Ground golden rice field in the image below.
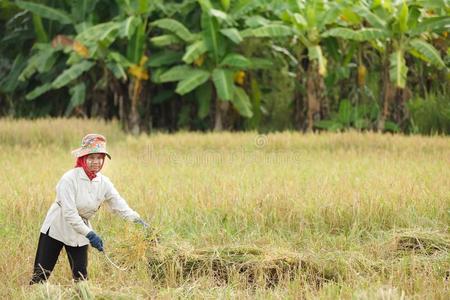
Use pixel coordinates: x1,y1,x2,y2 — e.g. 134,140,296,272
0,118,449,299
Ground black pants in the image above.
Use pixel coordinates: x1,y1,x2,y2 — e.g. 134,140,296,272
30,231,88,284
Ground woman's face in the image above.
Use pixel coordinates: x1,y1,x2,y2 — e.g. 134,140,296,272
86,153,105,172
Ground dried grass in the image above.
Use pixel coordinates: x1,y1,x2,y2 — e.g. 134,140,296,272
147,244,336,288
389,230,450,255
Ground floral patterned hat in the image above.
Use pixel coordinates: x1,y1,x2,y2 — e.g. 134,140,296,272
71,133,111,159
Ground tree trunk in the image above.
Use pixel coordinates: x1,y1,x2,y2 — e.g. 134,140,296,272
306,61,326,131
318,70,329,119
214,100,231,131
98,67,109,119
293,64,306,131
91,89,108,119
5,95,15,116
392,87,412,130
170,96,177,131
378,64,411,132
213,88,230,132
378,44,394,131
141,83,153,133
214,96,223,132
128,78,141,135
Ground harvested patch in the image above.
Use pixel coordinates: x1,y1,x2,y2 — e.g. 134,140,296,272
147,245,336,288
389,230,450,255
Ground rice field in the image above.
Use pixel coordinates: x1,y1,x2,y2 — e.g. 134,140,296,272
0,118,449,299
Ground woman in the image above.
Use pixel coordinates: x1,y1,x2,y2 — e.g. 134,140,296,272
30,133,148,284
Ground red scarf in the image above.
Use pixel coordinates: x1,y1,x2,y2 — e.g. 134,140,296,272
75,155,105,181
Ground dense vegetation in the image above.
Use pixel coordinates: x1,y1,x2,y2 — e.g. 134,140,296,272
0,0,449,134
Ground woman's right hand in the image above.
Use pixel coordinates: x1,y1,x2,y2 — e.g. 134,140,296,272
86,231,104,252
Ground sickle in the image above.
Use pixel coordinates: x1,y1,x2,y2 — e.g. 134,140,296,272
101,250,128,271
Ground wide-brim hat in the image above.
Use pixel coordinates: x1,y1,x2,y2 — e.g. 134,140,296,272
71,133,111,159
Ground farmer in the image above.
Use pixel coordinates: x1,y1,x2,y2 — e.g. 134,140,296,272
30,133,148,284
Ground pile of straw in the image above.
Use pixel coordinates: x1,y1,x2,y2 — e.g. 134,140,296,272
389,230,450,255
147,244,336,287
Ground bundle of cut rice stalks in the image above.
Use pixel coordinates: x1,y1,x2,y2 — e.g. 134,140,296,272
146,244,337,287
387,229,450,255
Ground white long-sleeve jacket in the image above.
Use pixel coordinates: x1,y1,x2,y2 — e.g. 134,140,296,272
40,167,140,247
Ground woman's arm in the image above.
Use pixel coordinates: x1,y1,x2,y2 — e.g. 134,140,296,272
103,177,140,221
57,178,91,236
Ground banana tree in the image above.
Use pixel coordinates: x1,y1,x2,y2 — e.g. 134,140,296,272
269,0,346,131
322,0,449,130
13,0,158,133
0,0,54,116
14,0,113,116
150,0,286,131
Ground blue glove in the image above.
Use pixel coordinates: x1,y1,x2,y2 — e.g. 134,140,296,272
134,219,159,246
134,218,149,229
86,231,104,252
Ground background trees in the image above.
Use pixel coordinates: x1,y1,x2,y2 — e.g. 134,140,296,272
0,0,448,134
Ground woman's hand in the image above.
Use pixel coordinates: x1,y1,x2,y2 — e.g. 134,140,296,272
134,218,149,229
134,218,160,246
86,231,104,252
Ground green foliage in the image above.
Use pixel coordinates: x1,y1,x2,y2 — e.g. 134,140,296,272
408,94,450,134
196,81,213,119
183,41,208,64
233,86,253,117
149,0,277,124
0,54,27,94
408,39,446,69
314,99,380,132
0,0,448,133
160,65,194,82
322,28,389,41
19,44,57,81
151,18,196,42
65,82,86,116
175,70,210,95
147,51,183,67
220,53,252,68
52,60,95,89
212,68,234,101
220,28,243,44
15,0,73,24
389,50,407,89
